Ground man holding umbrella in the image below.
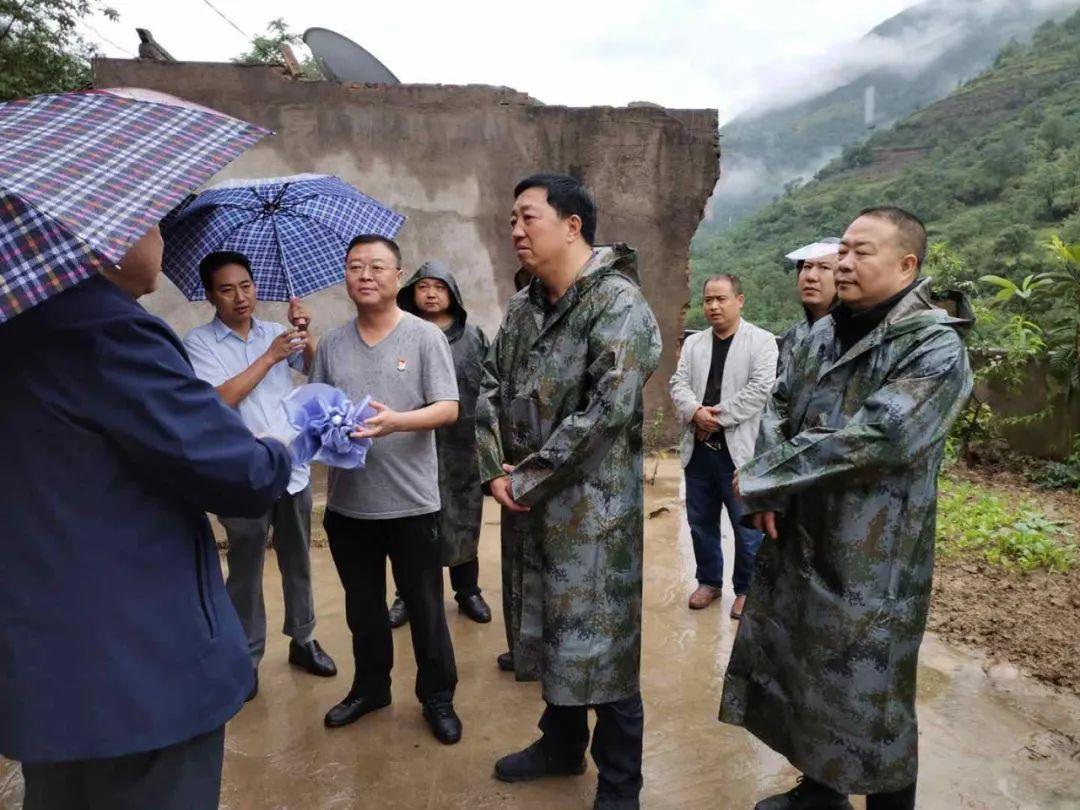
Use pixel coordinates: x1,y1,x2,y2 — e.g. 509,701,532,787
0,91,292,808
184,250,338,698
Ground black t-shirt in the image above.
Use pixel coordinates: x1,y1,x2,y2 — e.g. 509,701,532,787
700,331,733,447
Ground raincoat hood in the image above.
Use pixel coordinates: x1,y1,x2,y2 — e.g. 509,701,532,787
576,243,641,287
398,262,468,339
825,279,973,370
883,278,974,340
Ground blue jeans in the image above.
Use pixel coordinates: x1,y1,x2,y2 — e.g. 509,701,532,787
685,442,763,594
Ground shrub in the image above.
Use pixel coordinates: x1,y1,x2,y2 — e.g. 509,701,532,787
937,479,1075,572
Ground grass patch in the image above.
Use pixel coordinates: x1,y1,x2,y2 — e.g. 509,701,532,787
937,478,1076,572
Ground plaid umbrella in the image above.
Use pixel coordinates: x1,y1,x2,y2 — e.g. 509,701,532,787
0,88,269,324
160,173,406,301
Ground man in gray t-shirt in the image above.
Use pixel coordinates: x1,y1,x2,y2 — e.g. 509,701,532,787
310,235,462,745
311,308,458,520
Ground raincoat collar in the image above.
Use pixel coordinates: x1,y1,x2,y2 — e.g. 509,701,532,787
524,244,640,336
825,278,973,373
802,304,829,327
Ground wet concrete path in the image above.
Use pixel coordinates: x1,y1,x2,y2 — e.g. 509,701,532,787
3,459,1079,808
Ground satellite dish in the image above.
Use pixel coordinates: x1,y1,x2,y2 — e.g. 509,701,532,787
302,28,400,85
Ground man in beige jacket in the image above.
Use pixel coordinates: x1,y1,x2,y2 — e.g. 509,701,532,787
669,274,777,617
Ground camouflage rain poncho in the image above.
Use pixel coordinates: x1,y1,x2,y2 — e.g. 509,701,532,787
398,263,489,567
476,244,662,706
720,280,973,793
776,309,814,379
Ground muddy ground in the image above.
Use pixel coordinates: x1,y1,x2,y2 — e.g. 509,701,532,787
929,463,1080,696
4,459,1080,808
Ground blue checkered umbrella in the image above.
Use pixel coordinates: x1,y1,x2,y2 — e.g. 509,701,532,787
161,173,405,301
0,88,269,323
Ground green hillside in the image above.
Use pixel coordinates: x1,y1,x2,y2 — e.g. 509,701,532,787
709,0,1077,231
691,11,1080,334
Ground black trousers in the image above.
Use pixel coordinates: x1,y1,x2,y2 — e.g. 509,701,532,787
866,782,917,810
394,558,480,601
324,510,457,702
449,558,480,598
540,693,644,801
21,726,224,810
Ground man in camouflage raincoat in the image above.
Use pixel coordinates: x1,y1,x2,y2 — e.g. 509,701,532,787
476,174,661,810
395,261,492,624
720,207,973,810
777,237,840,378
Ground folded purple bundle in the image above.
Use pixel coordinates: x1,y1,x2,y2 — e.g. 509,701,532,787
281,383,376,469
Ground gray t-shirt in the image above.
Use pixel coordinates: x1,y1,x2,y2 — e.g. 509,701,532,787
310,311,459,520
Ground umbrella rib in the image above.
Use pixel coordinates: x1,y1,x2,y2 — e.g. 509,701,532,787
164,209,261,300
268,213,295,300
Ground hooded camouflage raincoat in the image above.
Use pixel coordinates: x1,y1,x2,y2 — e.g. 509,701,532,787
476,244,662,706
720,280,973,794
398,262,490,567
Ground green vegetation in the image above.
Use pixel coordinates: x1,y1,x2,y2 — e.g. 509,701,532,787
937,478,1075,572
233,18,322,80
0,0,117,101
709,0,1069,230
1029,438,1080,493
692,10,1080,337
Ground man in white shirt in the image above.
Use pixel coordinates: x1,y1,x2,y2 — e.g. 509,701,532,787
184,251,337,701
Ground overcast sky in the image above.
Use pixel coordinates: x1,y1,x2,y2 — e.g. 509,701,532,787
82,0,918,124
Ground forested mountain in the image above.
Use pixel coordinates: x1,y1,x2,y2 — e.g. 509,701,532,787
706,0,1078,233
691,9,1080,334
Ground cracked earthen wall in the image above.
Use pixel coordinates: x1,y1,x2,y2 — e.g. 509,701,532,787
93,60,720,435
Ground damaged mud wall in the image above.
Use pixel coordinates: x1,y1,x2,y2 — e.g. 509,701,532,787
93,60,719,435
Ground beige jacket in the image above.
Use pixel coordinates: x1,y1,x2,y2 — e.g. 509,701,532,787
669,319,778,469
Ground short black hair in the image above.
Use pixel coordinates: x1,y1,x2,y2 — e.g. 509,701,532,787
702,274,742,296
857,206,927,269
346,234,402,267
513,172,597,245
199,250,253,293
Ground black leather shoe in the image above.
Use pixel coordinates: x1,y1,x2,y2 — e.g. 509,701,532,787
245,670,258,703
457,593,492,623
323,691,391,728
497,651,514,672
388,597,409,628
422,699,462,745
754,777,853,810
289,639,337,677
593,795,640,810
494,738,587,782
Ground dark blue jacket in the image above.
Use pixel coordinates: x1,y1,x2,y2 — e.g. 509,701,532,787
0,276,292,763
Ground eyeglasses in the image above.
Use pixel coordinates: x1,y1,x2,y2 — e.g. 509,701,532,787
346,263,399,278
